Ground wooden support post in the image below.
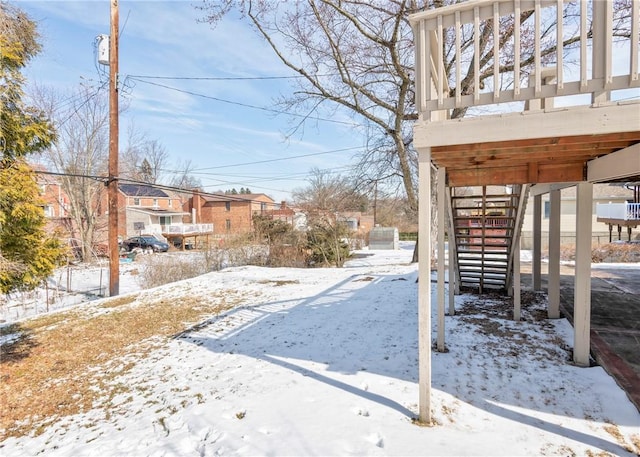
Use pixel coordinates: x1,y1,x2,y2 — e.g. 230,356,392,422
437,167,446,352
574,182,593,367
418,149,432,424
548,190,561,319
448,226,455,316
533,194,542,291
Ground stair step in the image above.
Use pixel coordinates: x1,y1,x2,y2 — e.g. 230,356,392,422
451,194,517,200
458,262,509,268
459,278,507,286
458,253,508,258
458,263,509,270
454,234,513,239
459,272,507,280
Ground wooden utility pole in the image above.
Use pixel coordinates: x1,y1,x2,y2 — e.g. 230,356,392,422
108,0,119,296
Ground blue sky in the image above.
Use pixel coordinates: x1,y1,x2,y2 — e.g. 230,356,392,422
18,0,365,203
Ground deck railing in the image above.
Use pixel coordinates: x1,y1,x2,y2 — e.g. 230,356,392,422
162,224,214,235
596,202,640,220
410,0,639,121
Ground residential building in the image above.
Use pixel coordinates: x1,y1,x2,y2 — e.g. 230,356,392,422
117,184,189,239
189,192,278,235
521,183,638,249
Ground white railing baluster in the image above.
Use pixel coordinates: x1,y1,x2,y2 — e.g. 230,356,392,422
493,2,500,101
514,0,521,97
632,0,639,83
455,10,462,106
416,20,428,116
437,15,444,108
556,0,563,92
534,0,541,96
604,0,613,89
474,6,480,103
580,0,588,90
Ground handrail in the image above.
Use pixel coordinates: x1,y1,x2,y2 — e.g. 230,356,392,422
410,0,639,121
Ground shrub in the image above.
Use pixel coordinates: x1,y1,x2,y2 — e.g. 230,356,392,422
306,216,351,267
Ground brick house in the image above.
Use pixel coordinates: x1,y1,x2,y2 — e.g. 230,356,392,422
189,192,278,235
36,172,74,237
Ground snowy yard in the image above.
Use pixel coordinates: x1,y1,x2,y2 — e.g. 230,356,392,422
1,242,639,456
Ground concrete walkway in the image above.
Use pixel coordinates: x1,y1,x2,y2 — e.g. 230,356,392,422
521,262,640,412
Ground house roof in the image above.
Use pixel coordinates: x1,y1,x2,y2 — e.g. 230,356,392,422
200,193,274,203
127,207,189,217
119,184,169,198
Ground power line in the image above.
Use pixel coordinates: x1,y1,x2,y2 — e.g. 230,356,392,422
181,146,363,172
33,169,291,205
127,77,360,127
128,74,318,81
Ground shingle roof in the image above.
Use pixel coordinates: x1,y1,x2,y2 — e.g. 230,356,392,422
119,184,169,198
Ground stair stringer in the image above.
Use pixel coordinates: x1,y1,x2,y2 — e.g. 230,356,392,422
505,184,530,293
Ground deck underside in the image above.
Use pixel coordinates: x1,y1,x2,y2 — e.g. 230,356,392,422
415,102,640,187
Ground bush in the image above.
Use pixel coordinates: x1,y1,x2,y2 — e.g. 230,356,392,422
591,242,640,263
548,242,640,263
137,254,211,289
306,217,351,267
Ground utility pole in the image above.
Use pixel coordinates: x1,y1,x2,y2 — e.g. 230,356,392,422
108,0,120,296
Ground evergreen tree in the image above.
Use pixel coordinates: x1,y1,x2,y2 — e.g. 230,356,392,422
1,3,55,165
0,3,64,293
0,161,65,293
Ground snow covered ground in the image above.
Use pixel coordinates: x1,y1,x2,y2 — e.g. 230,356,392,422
1,242,639,456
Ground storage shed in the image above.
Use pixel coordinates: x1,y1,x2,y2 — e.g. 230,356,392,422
368,227,399,250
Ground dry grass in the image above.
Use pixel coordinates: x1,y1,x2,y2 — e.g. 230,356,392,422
0,290,244,440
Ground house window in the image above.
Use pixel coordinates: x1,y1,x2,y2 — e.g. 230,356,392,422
153,198,158,207
133,198,141,206
168,199,173,208
544,201,550,219
261,202,267,211
160,216,171,227
226,219,231,231
225,201,231,211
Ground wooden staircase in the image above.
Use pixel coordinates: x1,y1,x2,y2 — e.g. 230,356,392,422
449,185,528,293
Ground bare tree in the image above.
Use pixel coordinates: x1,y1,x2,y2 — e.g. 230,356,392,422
292,167,368,213
33,84,109,261
120,125,169,184
199,0,632,261
199,0,633,185
169,159,203,190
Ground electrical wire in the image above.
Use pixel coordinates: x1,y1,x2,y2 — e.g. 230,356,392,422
176,146,363,172
128,74,318,81
127,77,360,127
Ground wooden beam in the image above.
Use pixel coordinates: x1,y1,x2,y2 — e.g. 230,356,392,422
587,143,640,182
447,162,584,187
432,132,639,154
414,103,640,149
528,162,539,183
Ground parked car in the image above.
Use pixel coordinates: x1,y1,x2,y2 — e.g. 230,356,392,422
121,236,169,253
